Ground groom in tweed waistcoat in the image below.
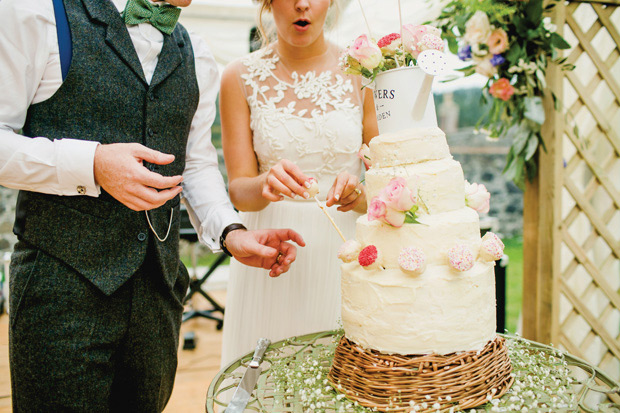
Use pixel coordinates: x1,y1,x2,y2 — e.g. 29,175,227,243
0,0,304,411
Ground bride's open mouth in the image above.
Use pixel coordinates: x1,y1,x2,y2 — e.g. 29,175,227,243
293,19,310,30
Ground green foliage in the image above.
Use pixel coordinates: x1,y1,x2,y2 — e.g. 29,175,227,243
503,235,523,334
404,205,421,225
436,0,574,189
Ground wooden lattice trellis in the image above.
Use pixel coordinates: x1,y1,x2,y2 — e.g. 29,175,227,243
523,0,620,404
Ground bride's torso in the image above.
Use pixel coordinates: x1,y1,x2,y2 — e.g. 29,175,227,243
235,44,366,200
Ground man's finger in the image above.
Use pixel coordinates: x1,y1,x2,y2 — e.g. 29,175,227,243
130,185,182,209
140,169,184,190
134,145,176,166
243,241,279,261
269,242,297,277
270,229,305,246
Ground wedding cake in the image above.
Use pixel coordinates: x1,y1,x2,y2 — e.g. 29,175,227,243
339,126,499,356
327,67,513,412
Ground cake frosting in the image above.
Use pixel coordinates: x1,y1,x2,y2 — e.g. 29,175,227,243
339,126,502,356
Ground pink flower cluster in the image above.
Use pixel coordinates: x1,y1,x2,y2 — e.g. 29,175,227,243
340,25,444,80
368,177,417,228
401,24,443,59
458,11,517,100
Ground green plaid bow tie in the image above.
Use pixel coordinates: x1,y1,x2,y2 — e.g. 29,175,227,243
123,0,181,35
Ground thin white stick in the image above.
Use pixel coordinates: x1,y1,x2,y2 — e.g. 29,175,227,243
398,0,404,39
397,0,403,68
314,197,347,242
356,0,372,37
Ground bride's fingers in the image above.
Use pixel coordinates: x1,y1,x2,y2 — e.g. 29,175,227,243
262,181,284,202
328,174,359,206
337,194,364,212
266,173,297,199
280,160,312,189
269,169,308,199
340,178,360,200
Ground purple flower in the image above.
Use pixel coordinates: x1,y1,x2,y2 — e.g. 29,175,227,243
458,45,472,60
490,54,506,66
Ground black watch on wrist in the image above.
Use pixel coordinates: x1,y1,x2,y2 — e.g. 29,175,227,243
219,223,247,257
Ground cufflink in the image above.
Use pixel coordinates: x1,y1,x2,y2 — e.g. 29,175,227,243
77,185,86,195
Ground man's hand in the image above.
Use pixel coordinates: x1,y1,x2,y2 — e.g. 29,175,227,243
94,143,183,211
224,229,305,277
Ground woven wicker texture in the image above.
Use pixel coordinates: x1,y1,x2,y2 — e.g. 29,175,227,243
328,335,514,412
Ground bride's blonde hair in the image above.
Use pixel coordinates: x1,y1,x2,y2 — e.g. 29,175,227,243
253,0,341,48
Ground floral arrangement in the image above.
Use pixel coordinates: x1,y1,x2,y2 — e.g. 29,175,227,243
367,177,420,227
435,0,574,188
340,24,445,81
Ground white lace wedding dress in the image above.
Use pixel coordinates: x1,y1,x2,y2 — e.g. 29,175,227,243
220,45,367,366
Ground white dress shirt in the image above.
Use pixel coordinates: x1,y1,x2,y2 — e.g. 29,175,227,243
0,0,241,250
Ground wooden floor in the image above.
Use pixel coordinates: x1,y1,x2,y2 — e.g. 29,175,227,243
0,290,227,413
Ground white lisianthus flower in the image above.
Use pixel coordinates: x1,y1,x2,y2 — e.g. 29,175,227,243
464,11,491,44
543,17,557,32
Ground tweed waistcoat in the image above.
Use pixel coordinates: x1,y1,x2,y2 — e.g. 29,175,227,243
14,0,200,295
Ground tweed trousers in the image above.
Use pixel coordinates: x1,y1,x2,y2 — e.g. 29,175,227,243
8,239,190,412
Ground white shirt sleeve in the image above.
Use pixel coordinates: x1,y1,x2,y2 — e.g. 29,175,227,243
0,0,99,196
181,33,242,251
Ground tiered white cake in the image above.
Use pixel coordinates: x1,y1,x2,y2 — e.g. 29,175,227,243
338,127,501,356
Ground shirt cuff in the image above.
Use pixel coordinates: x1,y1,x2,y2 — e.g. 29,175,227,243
56,139,101,196
199,209,243,252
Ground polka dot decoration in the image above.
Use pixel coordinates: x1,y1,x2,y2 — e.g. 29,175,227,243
417,50,448,76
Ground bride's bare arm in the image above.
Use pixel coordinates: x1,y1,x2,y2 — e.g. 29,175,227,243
220,63,312,212
220,63,269,212
362,87,379,146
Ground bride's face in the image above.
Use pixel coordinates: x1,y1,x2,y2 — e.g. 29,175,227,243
271,0,330,49
167,0,192,6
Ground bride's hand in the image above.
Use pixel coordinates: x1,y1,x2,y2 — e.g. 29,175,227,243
326,172,365,212
261,159,312,202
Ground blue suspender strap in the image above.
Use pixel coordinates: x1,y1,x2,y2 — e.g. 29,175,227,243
51,0,72,81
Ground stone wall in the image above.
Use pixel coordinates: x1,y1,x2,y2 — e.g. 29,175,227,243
447,129,524,237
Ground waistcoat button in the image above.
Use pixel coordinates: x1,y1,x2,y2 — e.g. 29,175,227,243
147,128,154,137
138,233,147,241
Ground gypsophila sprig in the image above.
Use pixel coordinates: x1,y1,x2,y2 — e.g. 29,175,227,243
435,0,574,189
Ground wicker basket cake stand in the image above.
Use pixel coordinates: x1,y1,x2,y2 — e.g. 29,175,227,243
328,335,513,412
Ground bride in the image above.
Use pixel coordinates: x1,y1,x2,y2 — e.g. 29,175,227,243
219,0,378,366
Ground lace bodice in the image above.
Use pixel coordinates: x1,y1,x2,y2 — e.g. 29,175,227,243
236,46,366,200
